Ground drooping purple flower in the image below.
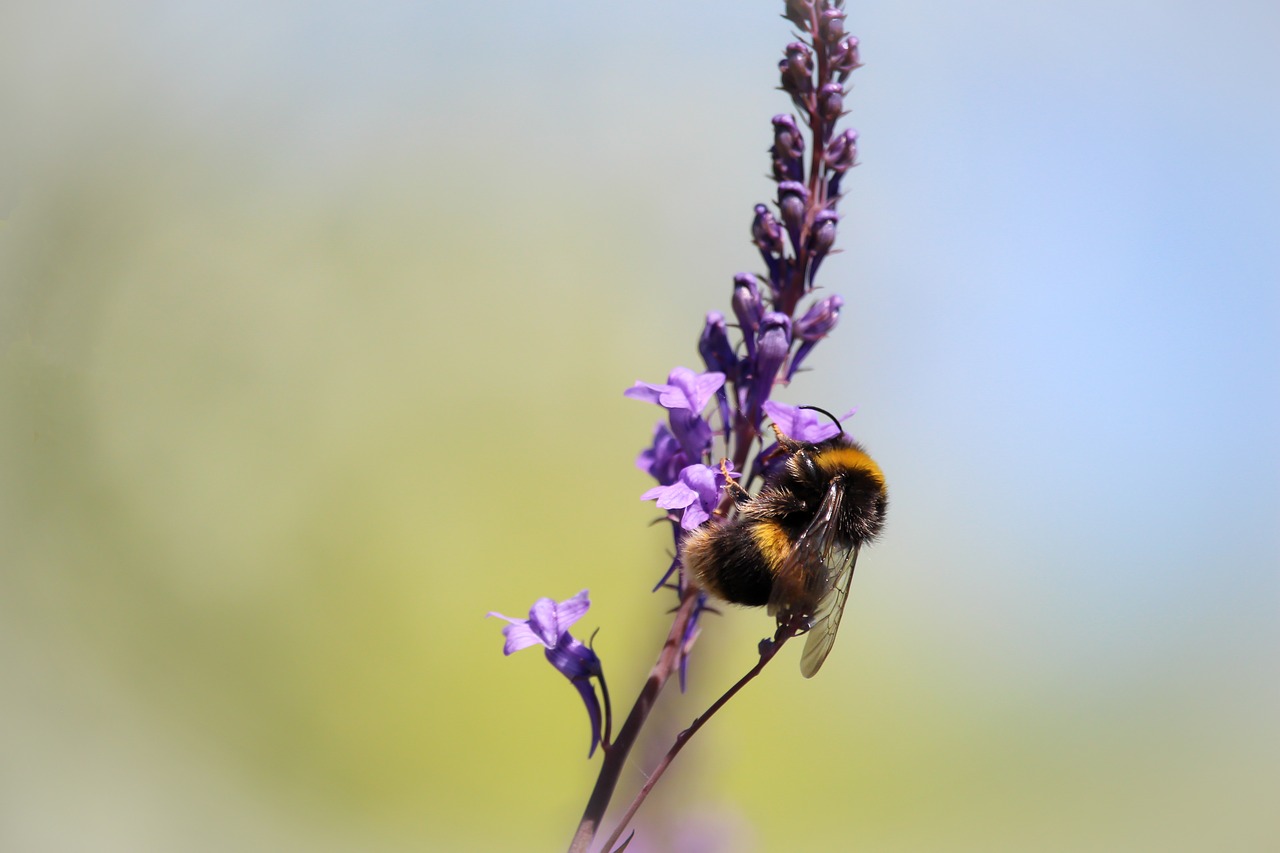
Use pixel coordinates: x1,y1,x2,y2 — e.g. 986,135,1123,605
640,462,738,530
488,590,605,757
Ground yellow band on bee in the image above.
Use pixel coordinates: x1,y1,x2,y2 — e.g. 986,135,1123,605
815,447,886,489
749,521,792,574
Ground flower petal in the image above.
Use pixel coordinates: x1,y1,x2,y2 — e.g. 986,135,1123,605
649,481,698,511
527,597,561,647
554,590,591,635
623,381,667,405
498,621,546,655
679,503,710,530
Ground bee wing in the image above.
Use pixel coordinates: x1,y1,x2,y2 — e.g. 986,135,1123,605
799,544,859,678
766,478,847,621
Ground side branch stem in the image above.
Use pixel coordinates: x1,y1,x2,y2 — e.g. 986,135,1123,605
567,585,703,853
599,619,801,852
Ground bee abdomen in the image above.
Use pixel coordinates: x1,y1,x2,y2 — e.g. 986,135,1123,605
682,521,777,607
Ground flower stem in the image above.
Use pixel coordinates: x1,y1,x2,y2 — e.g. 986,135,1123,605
599,616,804,852
567,584,704,853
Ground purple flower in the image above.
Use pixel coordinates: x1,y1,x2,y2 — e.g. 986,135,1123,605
624,367,724,414
744,313,792,427
777,180,809,254
488,590,605,757
751,204,786,284
778,40,814,100
698,312,738,379
640,463,738,530
636,422,686,486
625,367,725,462
807,209,839,283
732,274,765,359
789,294,843,378
832,36,863,80
763,400,855,442
771,114,806,182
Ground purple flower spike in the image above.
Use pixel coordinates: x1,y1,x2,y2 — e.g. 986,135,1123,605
640,463,737,530
488,590,606,757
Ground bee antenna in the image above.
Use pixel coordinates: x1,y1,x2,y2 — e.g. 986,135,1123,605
798,405,844,437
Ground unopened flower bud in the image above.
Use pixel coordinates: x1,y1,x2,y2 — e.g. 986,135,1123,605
783,0,815,29
777,181,809,254
732,273,764,359
771,114,806,182
796,294,843,341
779,42,814,101
832,36,863,80
698,311,738,379
746,313,792,424
751,204,785,259
825,128,859,174
807,209,838,282
817,83,844,124
818,8,846,43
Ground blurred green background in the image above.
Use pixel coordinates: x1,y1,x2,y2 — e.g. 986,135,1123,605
2,1,1277,851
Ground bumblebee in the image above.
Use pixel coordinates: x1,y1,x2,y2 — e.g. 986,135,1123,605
682,413,887,677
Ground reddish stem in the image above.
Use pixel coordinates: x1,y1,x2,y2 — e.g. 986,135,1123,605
599,618,804,852
567,585,703,853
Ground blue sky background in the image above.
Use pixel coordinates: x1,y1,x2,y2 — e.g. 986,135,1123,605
2,2,1277,850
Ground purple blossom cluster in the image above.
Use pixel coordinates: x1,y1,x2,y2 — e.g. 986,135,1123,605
624,0,863,674
490,4,867,842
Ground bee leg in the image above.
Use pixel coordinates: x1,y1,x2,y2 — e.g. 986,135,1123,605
768,423,802,453
720,458,751,498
